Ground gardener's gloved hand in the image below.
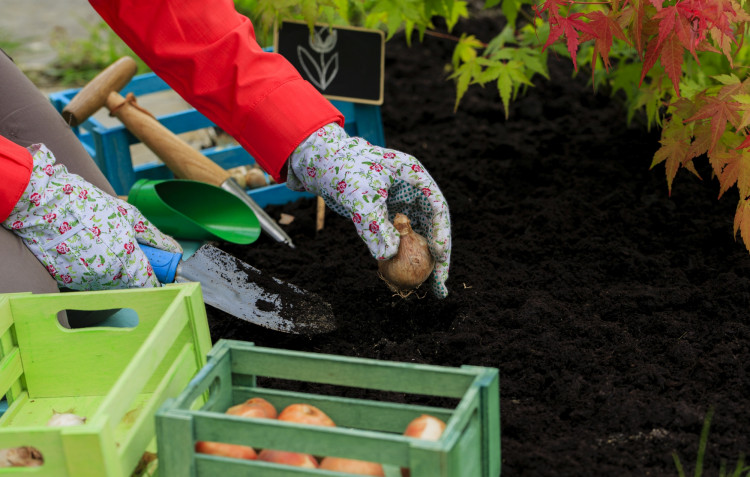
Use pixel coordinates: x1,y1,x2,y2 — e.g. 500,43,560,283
2,144,181,290
287,123,451,298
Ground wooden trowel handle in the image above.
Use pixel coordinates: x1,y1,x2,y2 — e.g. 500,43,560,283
106,91,231,186
62,57,138,127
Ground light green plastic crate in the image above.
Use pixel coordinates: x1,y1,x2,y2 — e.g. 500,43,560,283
156,339,501,477
0,282,213,476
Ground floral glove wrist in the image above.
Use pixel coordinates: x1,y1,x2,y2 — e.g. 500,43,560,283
2,144,182,290
287,123,451,298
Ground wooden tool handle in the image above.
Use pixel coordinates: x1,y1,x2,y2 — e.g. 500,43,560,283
106,91,231,186
62,57,138,127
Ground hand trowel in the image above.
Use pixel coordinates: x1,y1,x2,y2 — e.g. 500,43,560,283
140,243,336,335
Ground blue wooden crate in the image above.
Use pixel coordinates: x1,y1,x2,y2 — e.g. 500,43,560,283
49,65,385,203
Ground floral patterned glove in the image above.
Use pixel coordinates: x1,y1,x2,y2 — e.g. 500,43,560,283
287,123,451,298
2,144,182,290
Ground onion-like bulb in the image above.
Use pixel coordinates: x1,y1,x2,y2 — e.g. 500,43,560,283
47,411,86,427
378,213,435,297
0,447,44,467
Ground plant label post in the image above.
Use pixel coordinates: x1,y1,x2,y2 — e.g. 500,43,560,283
274,20,385,105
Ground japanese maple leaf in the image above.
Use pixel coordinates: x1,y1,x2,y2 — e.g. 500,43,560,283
660,33,685,96
653,5,695,54
687,121,712,159
682,0,748,64
734,199,750,253
533,0,571,18
682,0,738,47
651,116,699,194
685,96,741,151
542,12,593,70
640,4,699,95
710,145,743,198
685,81,746,152
648,0,664,10
734,152,750,252
581,10,630,78
736,133,750,151
623,0,648,59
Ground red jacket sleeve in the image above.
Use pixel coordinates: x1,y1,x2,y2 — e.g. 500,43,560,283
0,136,32,223
88,0,344,183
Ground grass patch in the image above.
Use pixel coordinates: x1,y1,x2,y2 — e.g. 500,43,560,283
45,20,149,86
674,407,750,477
0,29,21,56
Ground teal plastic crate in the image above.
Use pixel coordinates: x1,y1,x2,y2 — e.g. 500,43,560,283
155,339,501,477
49,53,386,199
0,283,212,476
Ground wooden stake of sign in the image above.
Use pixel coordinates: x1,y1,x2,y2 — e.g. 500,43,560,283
316,197,326,232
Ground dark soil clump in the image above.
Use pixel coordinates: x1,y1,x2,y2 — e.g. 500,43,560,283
208,14,750,477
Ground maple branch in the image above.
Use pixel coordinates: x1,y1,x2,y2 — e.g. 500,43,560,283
423,29,489,47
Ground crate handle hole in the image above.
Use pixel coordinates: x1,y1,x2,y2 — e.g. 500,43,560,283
0,446,44,467
64,308,139,329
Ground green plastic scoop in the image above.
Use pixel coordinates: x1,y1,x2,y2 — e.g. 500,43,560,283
127,178,261,245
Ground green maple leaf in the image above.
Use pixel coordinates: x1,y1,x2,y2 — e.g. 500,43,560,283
496,0,535,29
449,57,482,111
452,34,484,64
299,0,318,29
448,34,485,110
478,58,533,118
444,0,469,31
368,0,424,40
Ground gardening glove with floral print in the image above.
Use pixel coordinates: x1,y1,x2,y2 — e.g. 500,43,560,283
2,144,182,290
287,123,451,298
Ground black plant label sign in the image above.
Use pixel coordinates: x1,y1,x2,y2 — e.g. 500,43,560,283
274,21,385,105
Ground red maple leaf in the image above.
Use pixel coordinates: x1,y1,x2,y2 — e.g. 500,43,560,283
581,10,630,78
627,0,648,58
678,0,739,51
685,96,742,151
685,81,747,152
712,146,742,198
735,199,750,253
737,134,750,150
542,12,593,70
533,0,572,18
660,32,685,95
639,3,698,95
639,0,746,95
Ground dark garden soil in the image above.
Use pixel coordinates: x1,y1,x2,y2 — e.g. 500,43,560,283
207,12,750,477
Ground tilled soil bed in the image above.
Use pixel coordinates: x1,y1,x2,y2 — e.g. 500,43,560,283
208,13,750,477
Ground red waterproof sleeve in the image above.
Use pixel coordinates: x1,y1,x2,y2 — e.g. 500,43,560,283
88,0,344,182
0,136,32,223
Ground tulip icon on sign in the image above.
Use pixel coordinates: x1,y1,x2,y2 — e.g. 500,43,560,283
297,26,339,91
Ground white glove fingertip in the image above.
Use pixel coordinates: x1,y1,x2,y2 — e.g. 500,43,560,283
430,262,450,299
